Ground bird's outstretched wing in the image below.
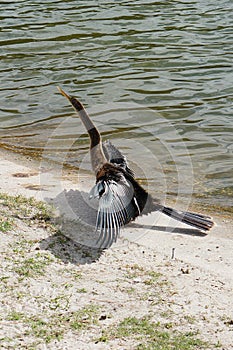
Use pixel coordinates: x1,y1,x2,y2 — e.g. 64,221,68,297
90,174,140,248
103,140,134,177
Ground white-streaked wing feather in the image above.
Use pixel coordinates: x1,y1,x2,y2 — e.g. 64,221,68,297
102,140,134,177
93,177,139,248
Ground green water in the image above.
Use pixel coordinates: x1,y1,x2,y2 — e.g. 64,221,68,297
0,0,233,210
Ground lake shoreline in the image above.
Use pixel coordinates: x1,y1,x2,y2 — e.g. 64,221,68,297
0,147,233,348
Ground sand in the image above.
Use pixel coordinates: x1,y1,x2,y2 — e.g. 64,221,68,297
0,148,232,349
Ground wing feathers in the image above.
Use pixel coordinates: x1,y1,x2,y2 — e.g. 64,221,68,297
103,140,134,177
92,177,139,248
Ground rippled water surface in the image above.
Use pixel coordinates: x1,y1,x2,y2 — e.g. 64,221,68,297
0,0,233,209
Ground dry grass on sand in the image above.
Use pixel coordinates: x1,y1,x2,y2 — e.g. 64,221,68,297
0,192,233,349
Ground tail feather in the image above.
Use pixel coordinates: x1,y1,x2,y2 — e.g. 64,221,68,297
161,206,214,231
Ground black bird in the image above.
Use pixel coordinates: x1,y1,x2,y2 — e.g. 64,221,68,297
58,87,214,248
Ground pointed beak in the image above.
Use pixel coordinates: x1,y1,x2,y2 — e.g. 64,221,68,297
57,86,71,101
57,86,84,112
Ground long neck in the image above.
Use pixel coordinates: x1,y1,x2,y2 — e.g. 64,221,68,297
69,97,107,174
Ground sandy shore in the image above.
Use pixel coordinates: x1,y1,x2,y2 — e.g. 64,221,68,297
0,148,232,349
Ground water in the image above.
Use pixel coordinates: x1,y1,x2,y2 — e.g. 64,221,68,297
0,0,233,211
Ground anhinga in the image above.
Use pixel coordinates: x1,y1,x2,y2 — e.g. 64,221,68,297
58,87,214,248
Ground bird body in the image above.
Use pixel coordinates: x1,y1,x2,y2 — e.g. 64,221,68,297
58,87,214,248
